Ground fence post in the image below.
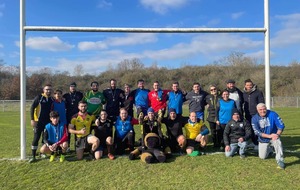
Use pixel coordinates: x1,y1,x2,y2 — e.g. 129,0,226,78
271,97,273,108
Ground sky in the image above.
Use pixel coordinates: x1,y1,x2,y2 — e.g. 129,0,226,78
0,0,300,75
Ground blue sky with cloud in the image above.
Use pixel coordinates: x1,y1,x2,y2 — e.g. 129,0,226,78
0,0,300,74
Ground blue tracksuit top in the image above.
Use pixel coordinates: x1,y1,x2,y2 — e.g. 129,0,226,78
168,91,185,114
45,122,65,144
115,116,134,139
218,99,235,124
251,110,285,143
52,100,67,125
134,89,150,108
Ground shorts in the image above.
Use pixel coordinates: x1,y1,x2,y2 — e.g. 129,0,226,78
186,139,199,149
76,134,93,150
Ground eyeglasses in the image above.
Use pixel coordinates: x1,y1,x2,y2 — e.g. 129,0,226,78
210,88,216,91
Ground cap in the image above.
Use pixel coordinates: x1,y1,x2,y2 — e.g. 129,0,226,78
169,108,176,113
226,79,235,84
70,82,77,87
147,107,154,114
232,108,240,116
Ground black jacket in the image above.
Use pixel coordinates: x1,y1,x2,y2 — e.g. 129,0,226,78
223,119,252,146
243,85,264,117
205,94,220,122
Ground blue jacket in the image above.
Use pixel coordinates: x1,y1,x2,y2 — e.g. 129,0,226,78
133,88,150,108
115,116,134,139
168,90,185,114
251,110,285,143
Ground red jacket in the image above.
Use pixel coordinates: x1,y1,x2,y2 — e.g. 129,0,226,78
148,89,170,112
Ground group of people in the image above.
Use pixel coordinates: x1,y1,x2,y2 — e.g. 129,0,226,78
29,78,286,169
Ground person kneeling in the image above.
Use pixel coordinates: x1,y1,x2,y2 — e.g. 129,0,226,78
184,112,209,156
223,109,252,159
40,111,68,162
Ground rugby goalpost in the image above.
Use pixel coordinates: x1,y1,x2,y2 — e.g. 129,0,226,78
20,0,271,160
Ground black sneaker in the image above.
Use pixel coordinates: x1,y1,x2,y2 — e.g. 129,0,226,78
29,158,37,163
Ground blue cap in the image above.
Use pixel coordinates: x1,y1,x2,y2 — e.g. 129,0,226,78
147,107,154,114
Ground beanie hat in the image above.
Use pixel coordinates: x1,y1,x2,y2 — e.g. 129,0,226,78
169,108,176,113
232,108,240,116
147,107,154,114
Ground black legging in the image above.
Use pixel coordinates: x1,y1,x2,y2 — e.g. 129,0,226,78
208,121,218,147
114,131,135,155
216,124,226,148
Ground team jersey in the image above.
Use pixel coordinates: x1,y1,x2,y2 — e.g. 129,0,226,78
184,120,208,140
83,91,106,116
148,89,170,112
30,93,53,127
71,113,96,138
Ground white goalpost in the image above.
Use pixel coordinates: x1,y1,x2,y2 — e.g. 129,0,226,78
19,0,271,160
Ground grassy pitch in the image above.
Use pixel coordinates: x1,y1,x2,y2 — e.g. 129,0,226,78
0,108,299,189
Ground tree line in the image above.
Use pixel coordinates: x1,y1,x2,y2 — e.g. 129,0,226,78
1,52,300,100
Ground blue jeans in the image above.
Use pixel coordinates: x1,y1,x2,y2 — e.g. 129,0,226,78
225,141,247,157
195,111,204,120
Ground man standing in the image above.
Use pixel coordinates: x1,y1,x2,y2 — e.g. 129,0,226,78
185,82,208,120
243,79,264,149
167,81,186,117
103,79,125,120
63,82,83,151
225,79,244,116
123,84,134,118
29,84,54,163
68,101,99,160
223,109,252,158
83,81,106,116
63,82,83,125
251,103,286,169
131,79,150,117
148,81,170,119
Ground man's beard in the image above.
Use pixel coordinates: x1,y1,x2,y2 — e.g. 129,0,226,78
92,89,98,92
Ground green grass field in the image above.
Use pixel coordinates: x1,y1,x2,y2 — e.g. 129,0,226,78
0,108,300,189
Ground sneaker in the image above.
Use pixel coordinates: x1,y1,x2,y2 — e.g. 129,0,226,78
49,154,56,162
66,147,71,153
188,150,199,157
59,154,65,162
40,153,47,158
277,161,285,169
29,158,37,163
108,153,115,160
240,154,246,159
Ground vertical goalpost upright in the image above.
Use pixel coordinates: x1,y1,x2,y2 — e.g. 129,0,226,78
19,0,270,160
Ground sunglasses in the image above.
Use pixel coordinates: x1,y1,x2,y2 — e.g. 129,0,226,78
210,88,216,91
